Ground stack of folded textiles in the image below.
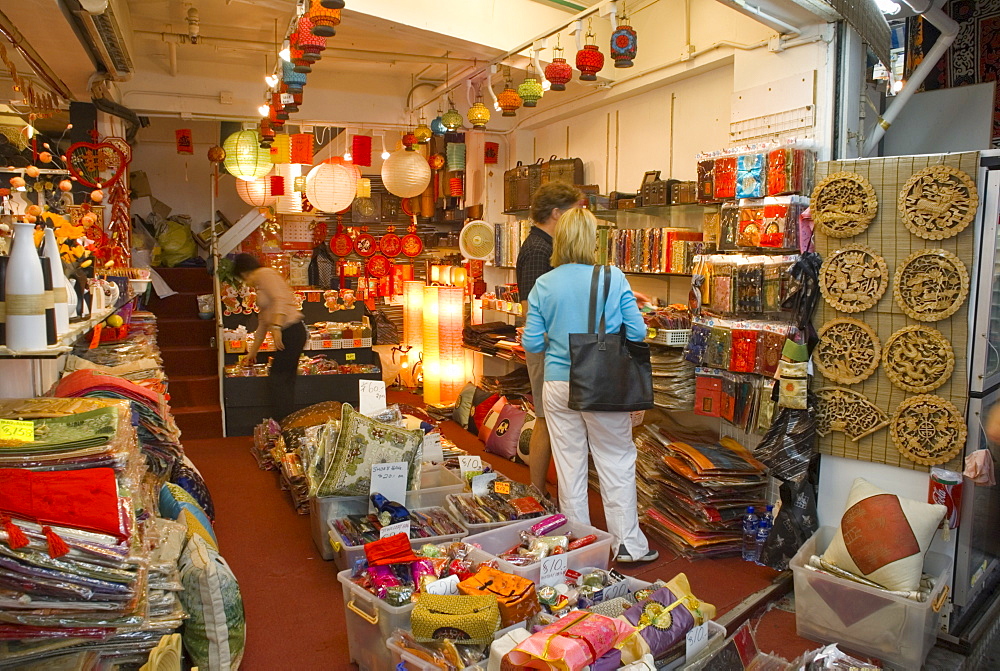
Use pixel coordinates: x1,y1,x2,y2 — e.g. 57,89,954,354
650,347,696,410
637,424,768,558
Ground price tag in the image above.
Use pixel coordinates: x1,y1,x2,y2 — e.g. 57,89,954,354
379,520,411,539
458,455,483,481
345,352,356,361
369,461,408,512
89,323,103,349
685,622,710,662
471,472,498,496
358,379,387,416
353,338,363,348
424,574,460,596
602,579,631,602
539,554,567,588
0,419,35,442
422,433,443,463
321,339,334,349
494,481,511,495
280,92,294,104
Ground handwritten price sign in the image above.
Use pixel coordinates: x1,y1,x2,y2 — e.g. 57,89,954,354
539,554,568,587
0,419,34,442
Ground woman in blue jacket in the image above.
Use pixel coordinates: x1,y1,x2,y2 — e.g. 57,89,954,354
522,208,657,563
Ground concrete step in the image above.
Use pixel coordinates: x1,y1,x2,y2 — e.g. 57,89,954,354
158,318,216,348
161,346,217,376
173,404,223,440
168,374,220,409
156,266,215,293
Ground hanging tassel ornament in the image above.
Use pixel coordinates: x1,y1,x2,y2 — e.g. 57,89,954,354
0,514,29,549
42,526,69,558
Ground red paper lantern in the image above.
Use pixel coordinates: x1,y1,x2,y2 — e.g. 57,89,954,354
269,175,286,196
484,142,499,164
272,92,289,120
259,119,275,145
449,176,464,197
402,131,418,149
296,15,327,61
576,28,605,81
352,135,372,167
545,43,573,91
290,39,312,74
290,133,314,164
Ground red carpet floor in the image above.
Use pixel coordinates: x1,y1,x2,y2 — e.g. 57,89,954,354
184,390,817,669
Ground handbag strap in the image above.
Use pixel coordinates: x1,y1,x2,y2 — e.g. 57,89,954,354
587,265,613,338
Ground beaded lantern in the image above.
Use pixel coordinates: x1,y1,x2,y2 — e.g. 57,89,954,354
431,107,447,135
271,92,288,120
518,65,544,107
282,60,307,94
467,92,491,129
259,119,275,146
319,0,345,6
290,39,312,74
414,116,433,144
544,40,573,91
441,106,463,132
576,24,605,81
309,0,341,37
306,162,357,213
223,130,272,181
381,148,431,198
402,130,419,149
236,175,278,207
610,4,637,68
296,15,327,62
497,76,522,117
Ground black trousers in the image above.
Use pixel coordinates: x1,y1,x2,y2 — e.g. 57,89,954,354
267,320,307,422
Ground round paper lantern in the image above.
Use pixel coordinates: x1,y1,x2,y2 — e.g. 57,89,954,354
223,130,272,181
545,43,573,91
381,148,431,198
306,162,357,213
236,175,278,207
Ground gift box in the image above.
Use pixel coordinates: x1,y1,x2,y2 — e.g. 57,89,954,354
736,153,767,199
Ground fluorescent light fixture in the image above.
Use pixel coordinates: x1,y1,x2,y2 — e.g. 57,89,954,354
874,0,901,14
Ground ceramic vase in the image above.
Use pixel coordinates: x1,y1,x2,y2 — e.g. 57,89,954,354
5,222,47,351
42,227,69,336
38,250,57,345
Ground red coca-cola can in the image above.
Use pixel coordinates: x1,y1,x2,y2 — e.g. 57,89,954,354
928,468,963,529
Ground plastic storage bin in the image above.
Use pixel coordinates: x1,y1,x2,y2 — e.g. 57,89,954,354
327,506,468,571
790,526,950,670
338,569,415,671
463,518,613,583
309,463,465,560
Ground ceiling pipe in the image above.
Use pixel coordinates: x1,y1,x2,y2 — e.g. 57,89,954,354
862,0,958,156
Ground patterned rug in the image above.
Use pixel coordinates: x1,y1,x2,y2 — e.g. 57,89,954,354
907,0,1000,146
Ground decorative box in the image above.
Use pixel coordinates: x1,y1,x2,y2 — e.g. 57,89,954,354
736,153,767,199
697,159,716,203
713,157,737,200
670,181,698,205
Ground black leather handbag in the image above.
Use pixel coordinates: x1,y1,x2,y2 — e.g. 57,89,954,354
568,266,654,412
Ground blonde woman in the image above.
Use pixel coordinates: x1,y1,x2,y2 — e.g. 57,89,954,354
522,208,657,563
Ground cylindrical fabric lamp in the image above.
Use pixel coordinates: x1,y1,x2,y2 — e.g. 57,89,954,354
275,163,304,214
282,60,307,94
436,286,465,405
445,142,466,172
309,0,341,36
270,134,291,164
236,175,278,207
352,135,372,167
290,133,314,164
381,148,431,198
305,162,357,213
402,280,424,362
223,130,272,181
422,285,440,405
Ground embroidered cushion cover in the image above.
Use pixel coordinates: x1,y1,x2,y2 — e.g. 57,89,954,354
821,478,946,592
178,535,246,670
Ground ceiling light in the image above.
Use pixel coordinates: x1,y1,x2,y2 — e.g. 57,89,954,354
381,150,391,160
874,0,901,14
265,74,279,88
258,103,270,116
343,150,352,161
279,43,292,62
891,79,904,93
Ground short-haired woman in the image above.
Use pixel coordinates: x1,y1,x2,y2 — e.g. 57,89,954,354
522,208,657,563
234,253,307,422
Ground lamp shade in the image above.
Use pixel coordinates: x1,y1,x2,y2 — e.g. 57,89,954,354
306,162,357,213
403,280,424,359
381,149,431,198
611,22,638,68
236,175,278,207
441,107,463,132
497,85,522,117
223,130,272,181
414,123,433,144
270,134,291,164
296,15,327,60
431,115,447,135
309,0,341,37
467,100,491,129
274,163,304,214
356,177,371,198
352,135,372,166
576,34,605,81
290,133,314,164
282,61,307,94
446,142,466,172
545,44,573,91
518,77,544,107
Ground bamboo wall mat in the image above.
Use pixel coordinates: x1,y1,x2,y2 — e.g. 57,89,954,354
813,152,979,471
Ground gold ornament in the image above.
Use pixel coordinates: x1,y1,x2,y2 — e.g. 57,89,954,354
811,172,878,238
890,394,966,466
882,325,955,393
815,318,881,385
815,387,890,441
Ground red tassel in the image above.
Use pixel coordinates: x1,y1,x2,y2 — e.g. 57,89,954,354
42,526,70,558
1,514,29,549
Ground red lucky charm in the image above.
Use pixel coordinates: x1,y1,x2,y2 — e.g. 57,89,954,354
401,216,424,257
366,254,391,278
354,226,377,256
330,222,353,256
380,226,402,256
66,141,127,189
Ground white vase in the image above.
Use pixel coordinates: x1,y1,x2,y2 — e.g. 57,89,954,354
5,222,47,351
42,227,69,336
65,276,78,317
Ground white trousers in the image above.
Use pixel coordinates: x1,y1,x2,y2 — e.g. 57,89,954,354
542,380,650,558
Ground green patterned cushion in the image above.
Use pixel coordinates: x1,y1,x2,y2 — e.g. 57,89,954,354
178,535,246,670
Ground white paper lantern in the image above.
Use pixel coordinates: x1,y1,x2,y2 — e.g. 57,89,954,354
381,148,431,198
236,175,278,207
306,162,357,213
275,163,303,214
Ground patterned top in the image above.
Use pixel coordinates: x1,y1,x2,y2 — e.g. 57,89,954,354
515,226,553,299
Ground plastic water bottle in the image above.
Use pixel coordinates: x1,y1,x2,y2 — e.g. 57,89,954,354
742,506,760,562
755,504,774,564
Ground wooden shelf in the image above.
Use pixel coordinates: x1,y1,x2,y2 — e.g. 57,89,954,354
0,305,117,358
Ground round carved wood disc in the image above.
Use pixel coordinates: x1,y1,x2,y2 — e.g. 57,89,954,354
815,318,881,384
811,172,878,238
882,325,955,393
819,245,889,313
893,248,970,322
890,394,967,466
898,165,977,240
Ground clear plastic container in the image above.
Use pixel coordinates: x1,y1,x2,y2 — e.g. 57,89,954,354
327,506,468,571
790,526,950,670
463,518,613,583
387,634,487,671
337,569,415,671
446,496,521,534
309,464,465,560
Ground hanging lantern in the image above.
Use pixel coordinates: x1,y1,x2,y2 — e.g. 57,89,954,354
446,142,466,172
270,134,291,163
431,107,447,135
467,92,491,130
290,133,314,164
259,119,275,146
497,79,522,117
309,0,341,37
357,177,371,198
414,116,433,144
269,102,285,129
319,0,345,7
576,24,605,81
306,162,357,213
610,4,637,68
402,130,418,149
271,92,289,120
352,135,372,167
449,176,464,197
282,61,307,94
223,130,272,181
441,106,463,132
275,163,304,214
545,39,573,91
518,65,544,107
269,175,286,196
236,175,278,207
296,15,327,62
382,148,431,198
289,37,312,73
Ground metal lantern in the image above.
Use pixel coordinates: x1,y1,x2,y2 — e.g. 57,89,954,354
518,65,544,107
441,106,463,132
296,15,327,62
467,97,491,130
381,148,431,198
290,133,314,164
576,25,605,81
306,161,357,213
497,80,522,117
270,134,291,164
223,130,272,181
282,61,307,94
545,42,573,91
236,175,278,207
309,0,341,37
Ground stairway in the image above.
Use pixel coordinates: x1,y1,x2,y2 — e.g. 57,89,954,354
148,267,222,440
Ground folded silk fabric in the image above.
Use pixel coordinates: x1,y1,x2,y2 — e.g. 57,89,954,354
964,449,996,486
0,467,126,540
